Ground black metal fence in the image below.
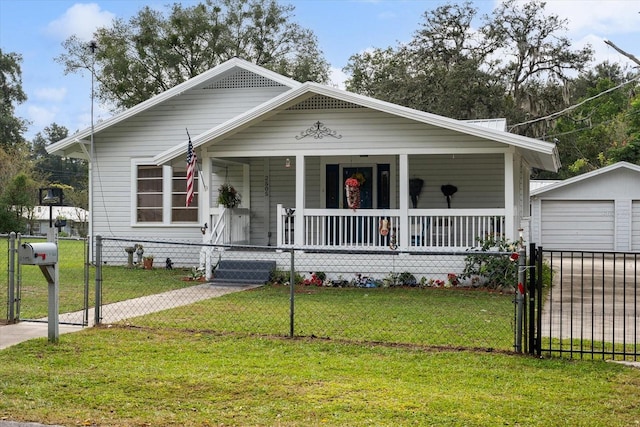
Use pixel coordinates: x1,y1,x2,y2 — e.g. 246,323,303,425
534,248,640,360
93,236,519,352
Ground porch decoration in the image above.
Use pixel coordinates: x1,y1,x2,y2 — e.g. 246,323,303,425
379,218,389,236
409,178,424,208
217,183,241,208
295,121,342,140
441,184,457,208
345,173,365,210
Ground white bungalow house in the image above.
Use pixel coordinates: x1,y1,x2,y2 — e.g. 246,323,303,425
47,58,559,276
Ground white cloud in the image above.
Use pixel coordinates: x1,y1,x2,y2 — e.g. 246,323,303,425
27,105,57,130
495,0,639,69
35,87,68,103
543,0,639,35
330,67,348,89
45,3,115,42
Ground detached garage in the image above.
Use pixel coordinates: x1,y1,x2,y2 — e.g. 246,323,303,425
530,162,640,251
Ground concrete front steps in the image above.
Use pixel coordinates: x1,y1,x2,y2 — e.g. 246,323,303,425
212,260,276,285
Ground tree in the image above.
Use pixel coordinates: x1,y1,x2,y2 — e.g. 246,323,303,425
607,95,640,165
0,173,37,233
345,2,506,119
345,0,593,134
56,0,330,110
31,123,88,192
484,0,593,137
543,62,638,178
0,49,28,150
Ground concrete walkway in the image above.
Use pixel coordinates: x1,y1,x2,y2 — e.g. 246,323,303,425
0,283,258,350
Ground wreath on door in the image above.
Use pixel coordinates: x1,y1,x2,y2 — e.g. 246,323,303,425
345,177,360,210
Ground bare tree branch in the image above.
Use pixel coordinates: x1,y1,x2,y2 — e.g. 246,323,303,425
604,40,640,67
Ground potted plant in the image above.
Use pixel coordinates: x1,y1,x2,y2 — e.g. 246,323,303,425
217,183,241,208
143,255,154,270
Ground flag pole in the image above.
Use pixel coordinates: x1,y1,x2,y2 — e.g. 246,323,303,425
186,128,208,191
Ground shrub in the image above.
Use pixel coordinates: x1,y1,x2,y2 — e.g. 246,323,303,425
461,235,518,290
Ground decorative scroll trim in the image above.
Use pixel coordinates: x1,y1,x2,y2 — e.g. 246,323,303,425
295,121,342,140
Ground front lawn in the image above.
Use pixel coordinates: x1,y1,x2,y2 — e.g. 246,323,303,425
0,327,639,426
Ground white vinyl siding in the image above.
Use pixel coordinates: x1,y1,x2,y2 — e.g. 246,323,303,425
211,108,509,156
633,201,640,251
92,84,286,239
541,200,615,251
409,154,504,209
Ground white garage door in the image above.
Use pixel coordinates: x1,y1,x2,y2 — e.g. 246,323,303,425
633,201,640,251
541,200,614,251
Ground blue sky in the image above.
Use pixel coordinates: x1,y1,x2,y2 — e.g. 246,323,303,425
1,0,638,140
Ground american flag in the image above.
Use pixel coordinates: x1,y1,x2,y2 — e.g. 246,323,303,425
186,136,197,207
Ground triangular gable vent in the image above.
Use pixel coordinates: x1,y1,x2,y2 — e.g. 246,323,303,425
287,94,365,110
203,69,286,89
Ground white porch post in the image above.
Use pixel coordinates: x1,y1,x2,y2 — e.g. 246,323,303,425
399,154,409,249
200,156,211,226
294,155,305,246
504,151,515,241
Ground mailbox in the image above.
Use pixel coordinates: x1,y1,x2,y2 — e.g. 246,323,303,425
18,242,58,265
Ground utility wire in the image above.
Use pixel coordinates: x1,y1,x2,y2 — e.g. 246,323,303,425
508,74,640,131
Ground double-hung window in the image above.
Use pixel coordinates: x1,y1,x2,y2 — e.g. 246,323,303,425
134,163,198,224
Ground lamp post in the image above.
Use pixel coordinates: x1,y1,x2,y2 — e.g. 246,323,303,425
39,187,64,241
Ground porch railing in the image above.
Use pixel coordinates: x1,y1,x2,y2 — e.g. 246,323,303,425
277,205,505,249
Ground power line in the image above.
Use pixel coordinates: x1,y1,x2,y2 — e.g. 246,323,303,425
508,74,640,132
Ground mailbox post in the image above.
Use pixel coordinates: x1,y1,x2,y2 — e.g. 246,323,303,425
18,242,59,343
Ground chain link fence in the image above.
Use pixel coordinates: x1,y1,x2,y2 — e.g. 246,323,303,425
96,237,519,352
2,233,89,325
1,235,9,323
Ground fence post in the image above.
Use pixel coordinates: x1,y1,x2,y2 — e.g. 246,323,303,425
534,245,543,356
7,232,16,323
528,243,538,355
515,246,526,352
289,249,295,338
83,237,90,326
94,235,102,326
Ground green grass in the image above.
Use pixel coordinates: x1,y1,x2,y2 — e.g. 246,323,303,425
1,327,640,426
135,285,516,350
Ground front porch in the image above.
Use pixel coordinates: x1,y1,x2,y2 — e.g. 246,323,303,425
207,205,505,250
277,206,505,250
201,151,522,252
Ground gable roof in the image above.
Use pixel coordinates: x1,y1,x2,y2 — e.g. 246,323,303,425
530,162,640,196
153,81,560,171
46,58,301,158
48,58,560,172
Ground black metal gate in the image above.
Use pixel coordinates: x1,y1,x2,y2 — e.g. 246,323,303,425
530,246,640,360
